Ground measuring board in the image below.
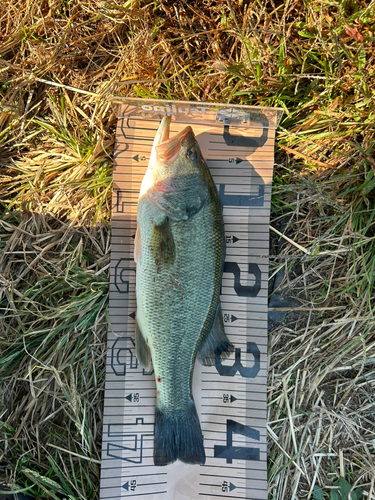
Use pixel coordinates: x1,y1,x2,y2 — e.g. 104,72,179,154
100,99,283,500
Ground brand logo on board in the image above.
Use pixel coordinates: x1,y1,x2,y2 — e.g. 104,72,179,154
141,104,208,115
141,104,254,123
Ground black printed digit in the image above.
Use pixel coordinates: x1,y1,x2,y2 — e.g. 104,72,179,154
214,419,260,463
215,342,260,378
222,262,261,297
222,113,268,149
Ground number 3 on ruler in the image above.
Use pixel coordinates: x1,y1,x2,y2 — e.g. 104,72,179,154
215,342,260,378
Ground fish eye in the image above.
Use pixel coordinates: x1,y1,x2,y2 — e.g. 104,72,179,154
186,148,196,160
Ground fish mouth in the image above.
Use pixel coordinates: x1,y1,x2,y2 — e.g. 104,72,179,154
155,117,194,161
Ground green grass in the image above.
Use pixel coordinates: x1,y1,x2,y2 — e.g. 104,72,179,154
1,0,375,498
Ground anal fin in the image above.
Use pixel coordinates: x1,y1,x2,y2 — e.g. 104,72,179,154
197,302,234,366
135,318,151,371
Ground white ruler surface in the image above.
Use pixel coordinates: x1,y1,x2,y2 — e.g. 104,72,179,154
100,99,283,500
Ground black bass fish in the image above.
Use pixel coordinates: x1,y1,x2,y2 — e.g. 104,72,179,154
134,116,233,466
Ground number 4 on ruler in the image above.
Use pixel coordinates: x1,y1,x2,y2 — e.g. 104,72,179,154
106,418,153,464
214,419,260,463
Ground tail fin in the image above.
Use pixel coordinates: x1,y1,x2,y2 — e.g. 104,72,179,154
154,401,206,466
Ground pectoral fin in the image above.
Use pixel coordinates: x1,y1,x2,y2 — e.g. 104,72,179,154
197,302,234,366
150,217,175,265
135,318,151,371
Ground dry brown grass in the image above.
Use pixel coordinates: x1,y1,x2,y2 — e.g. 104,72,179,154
0,0,375,498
